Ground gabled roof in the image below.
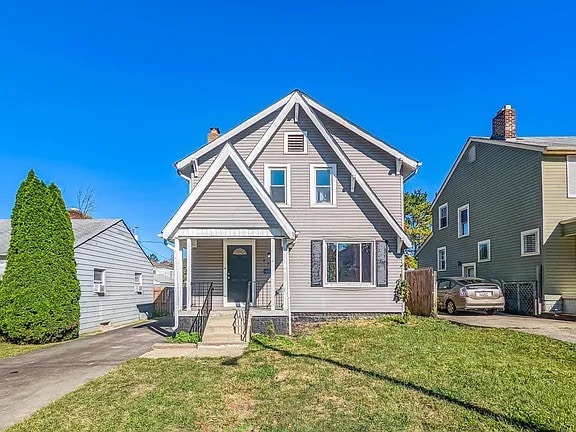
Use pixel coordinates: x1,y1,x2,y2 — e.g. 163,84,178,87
0,219,122,254
431,135,576,208
175,89,420,174
162,143,297,240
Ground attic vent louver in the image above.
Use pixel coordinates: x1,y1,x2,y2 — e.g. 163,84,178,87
284,132,307,154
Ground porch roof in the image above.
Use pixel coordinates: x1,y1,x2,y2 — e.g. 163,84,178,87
175,228,285,238
560,217,576,236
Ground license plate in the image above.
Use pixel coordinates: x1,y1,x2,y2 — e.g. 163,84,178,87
477,291,492,297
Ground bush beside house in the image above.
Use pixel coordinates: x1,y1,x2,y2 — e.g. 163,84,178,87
0,171,81,343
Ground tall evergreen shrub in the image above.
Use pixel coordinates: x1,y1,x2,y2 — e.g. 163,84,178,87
0,171,81,343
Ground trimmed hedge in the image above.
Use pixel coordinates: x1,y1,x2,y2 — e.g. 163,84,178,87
0,171,81,343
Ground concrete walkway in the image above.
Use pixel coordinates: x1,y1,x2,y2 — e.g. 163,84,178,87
441,312,576,343
0,320,168,431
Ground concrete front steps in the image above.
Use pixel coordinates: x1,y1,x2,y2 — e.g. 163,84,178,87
201,311,245,345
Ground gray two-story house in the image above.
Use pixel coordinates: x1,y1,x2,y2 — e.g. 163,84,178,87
418,105,576,315
162,90,420,335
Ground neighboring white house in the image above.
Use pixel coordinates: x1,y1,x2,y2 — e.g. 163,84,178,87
162,89,420,335
0,218,154,333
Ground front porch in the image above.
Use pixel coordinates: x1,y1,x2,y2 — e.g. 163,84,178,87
171,236,292,337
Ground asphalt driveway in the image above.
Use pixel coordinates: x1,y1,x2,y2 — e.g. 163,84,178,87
441,312,576,343
0,320,168,431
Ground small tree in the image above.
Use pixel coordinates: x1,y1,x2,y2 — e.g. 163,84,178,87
404,190,432,269
0,171,80,343
148,253,159,263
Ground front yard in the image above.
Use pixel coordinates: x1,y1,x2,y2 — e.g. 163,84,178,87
10,317,576,431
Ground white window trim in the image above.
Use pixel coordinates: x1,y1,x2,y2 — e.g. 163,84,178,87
461,262,477,277
283,131,308,154
93,268,106,294
521,228,541,257
323,240,376,287
437,246,447,272
457,204,470,238
566,155,576,198
438,203,448,230
134,272,143,293
264,163,291,207
477,239,491,262
310,164,337,208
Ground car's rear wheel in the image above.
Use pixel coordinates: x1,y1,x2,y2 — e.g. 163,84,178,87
486,309,497,315
446,300,457,315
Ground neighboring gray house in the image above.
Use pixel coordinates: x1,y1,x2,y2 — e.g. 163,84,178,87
0,219,154,332
162,90,420,334
418,105,576,314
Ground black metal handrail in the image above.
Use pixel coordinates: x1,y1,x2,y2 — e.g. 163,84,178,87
251,281,284,310
241,281,253,342
189,282,213,338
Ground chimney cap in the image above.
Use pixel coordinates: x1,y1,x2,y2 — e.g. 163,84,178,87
210,127,220,133
504,104,512,110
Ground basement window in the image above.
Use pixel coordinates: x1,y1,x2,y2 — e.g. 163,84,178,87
284,132,308,154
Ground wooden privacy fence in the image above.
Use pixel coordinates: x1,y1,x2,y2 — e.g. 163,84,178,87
153,286,174,315
405,267,437,317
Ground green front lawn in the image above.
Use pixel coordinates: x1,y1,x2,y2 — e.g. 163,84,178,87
0,342,52,359
10,318,576,431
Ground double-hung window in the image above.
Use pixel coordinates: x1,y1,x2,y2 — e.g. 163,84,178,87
310,164,337,207
438,203,448,229
325,241,374,285
264,164,291,207
458,204,470,238
134,273,143,293
521,228,540,257
437,247,447,272
94,269,105,294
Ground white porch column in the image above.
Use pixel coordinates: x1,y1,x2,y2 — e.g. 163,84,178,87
282,239,292,335
186,238,193,311
174,238,183,322
270,238,276,311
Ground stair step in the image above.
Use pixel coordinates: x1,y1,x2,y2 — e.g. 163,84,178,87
202,333,244,344
204,325,239,335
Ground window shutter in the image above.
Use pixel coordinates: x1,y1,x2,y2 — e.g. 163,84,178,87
567,156,576,198
311,240,323,287
376,241,388,287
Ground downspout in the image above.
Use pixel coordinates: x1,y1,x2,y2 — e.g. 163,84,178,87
285,236,298,336
163,238,179,331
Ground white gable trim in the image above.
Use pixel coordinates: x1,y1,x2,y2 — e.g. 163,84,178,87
295,93,412,248
175,93,293,170
163,144,297,240
301,93,420,170
430,137,546,208
246,93,298,166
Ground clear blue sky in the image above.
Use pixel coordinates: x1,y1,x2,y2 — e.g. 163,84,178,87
1,1,575,259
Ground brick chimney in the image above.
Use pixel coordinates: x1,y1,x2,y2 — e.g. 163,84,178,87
491,105,516,139
207,127,220,143
67,208,85,219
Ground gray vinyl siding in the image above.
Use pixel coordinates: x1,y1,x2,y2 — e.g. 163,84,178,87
542,155,576,298
418,141,543,283
75,221,153,333
191,239,224,296
182,160,281,230
250,110,402,313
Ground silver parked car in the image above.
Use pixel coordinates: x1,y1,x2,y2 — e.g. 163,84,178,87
437,277,505,315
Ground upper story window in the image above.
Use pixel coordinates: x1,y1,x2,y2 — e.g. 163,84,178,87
468,145,476,163
325,241,374,286
437,246,447,272
94,269,105,294
310,164,337,207
566,155,576,198
458,204,470,238
284,132,308,154
438,203,448,230
264,164,291,207
521,228,540,257
134,272,143,293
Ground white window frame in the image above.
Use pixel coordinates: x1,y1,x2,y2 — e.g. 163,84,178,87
93,268,106,294
477,239,491,262
520,228,540,257
468,145,476,163
264,164,291,207
458,204,470,238
323,240,376,287
134,272,143,293
310,164,337,208
461,262,477,277
566,155,576,198
437,246,447,272
438,203,448,230
283,131,308,154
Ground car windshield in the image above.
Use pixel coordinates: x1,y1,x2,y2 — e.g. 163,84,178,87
456,278,487,285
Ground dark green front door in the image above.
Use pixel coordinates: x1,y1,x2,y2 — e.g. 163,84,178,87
227,245,253,304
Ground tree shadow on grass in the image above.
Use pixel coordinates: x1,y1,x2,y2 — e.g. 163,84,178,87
252,338,554,432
